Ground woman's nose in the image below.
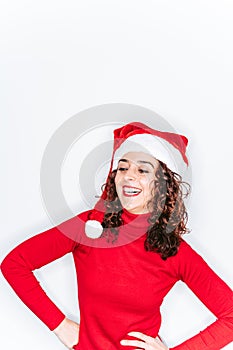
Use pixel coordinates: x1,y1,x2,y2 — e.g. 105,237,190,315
124,167,137,180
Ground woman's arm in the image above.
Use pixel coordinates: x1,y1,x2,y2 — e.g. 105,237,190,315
1,215,81,331
121,240,233,350
169,240,233,350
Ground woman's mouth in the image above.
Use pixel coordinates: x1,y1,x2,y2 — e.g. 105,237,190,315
122,186,142,197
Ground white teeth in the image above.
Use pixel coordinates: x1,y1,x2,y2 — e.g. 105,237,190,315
123,187,141,194
125,190,140,193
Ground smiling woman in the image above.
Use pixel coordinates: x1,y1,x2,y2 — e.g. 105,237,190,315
1,121,233,350
115,152,159,214
100,143,190,260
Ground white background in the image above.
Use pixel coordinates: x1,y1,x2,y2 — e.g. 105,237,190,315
1,0,233,349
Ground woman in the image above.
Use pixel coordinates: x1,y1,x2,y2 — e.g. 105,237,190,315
1,122,233,349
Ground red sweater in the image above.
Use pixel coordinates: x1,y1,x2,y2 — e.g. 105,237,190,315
1,209,233,349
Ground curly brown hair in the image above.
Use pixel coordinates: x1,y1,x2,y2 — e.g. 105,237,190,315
101,159,190,260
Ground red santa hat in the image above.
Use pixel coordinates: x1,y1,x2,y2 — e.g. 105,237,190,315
85,121,189,239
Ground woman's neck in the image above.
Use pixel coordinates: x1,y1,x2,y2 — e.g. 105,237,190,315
121,207,151,226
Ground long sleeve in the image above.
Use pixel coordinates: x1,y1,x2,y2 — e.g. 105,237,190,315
170,241,233,350
1,215,81,331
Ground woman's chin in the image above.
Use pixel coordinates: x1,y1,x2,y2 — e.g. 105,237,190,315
122,205,149,215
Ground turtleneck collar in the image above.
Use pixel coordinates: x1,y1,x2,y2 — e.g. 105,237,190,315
81,207,152,248
121,207,151,228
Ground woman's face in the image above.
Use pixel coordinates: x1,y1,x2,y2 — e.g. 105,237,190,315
114,152,159,214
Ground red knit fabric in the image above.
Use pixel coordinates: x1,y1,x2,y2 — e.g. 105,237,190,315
1,209,233,349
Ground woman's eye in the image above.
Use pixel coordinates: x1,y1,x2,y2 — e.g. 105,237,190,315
138,169,149,174
117,167,149,173
117,167,128,171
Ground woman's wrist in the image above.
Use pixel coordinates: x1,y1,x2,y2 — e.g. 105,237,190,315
53,316,67,334
53,317,80,348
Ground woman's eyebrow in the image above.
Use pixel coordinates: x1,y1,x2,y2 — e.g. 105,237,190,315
138,160,154,168
118,158,129,164
118,159,154,169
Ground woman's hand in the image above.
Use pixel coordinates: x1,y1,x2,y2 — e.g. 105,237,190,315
120,331,169,350
53,317,80,349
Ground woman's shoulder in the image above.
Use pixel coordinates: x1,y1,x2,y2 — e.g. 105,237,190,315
177,238,195,253
177,238,202,258
168,238,209,280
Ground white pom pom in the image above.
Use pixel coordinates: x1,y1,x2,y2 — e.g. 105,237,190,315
85,220,103,239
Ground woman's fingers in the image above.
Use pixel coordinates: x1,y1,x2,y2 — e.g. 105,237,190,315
120,339,149,348
120,331,168,349
128,331,154,342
